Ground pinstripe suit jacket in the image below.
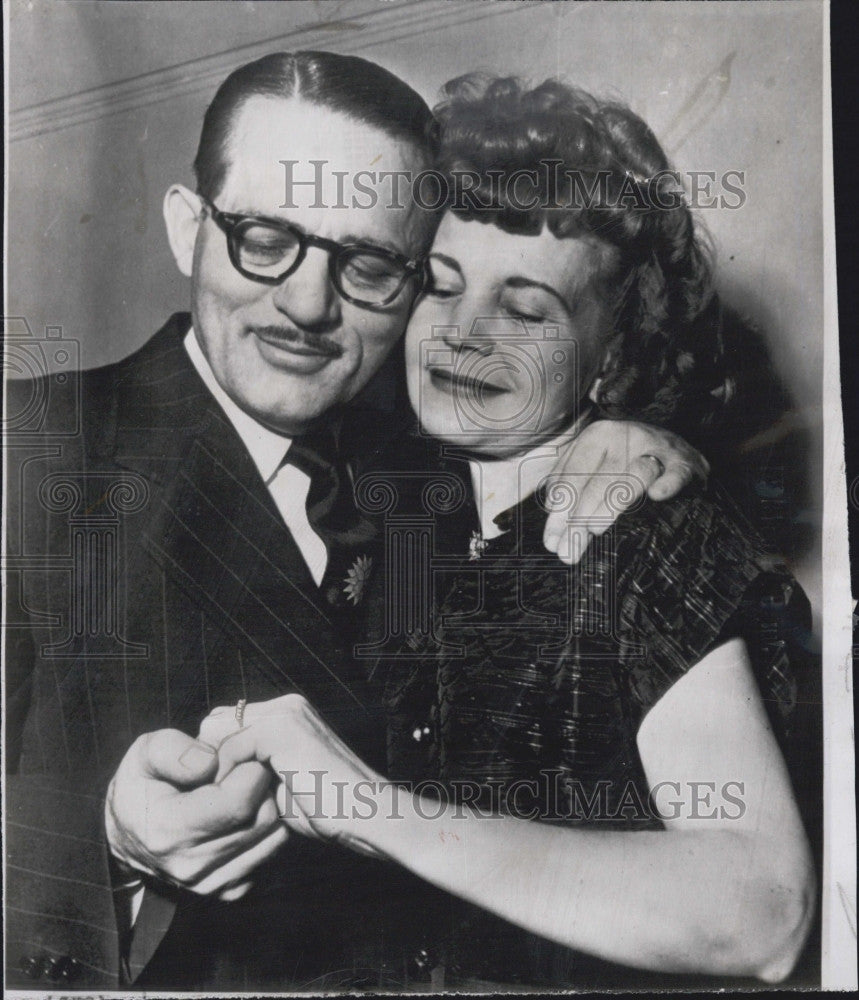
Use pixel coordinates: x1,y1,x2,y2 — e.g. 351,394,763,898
4,314,399,990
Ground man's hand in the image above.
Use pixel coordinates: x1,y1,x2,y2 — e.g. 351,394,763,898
200,696,390,860
105,728,288,901
543,420,709,564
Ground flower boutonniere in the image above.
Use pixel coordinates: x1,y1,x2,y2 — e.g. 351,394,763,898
468,530,488,561
343,554,373,605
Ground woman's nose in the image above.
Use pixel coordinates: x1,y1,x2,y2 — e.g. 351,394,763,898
441,326,495,356
271,248,340,331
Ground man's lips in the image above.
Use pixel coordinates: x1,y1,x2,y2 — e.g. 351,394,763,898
252,326,343,357
427,366,512,396
251,326,343,369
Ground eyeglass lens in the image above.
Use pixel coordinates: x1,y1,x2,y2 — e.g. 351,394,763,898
232,218,409,303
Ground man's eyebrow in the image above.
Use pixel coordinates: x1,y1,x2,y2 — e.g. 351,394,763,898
428,252,463,275
505,276,573,312
230,206,282,220
340,233,407,256
227,211,408,257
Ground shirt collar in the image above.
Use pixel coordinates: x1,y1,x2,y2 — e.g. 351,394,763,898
184,328,292,484
468,412,591,540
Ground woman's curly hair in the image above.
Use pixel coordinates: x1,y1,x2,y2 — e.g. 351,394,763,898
432,74,732,437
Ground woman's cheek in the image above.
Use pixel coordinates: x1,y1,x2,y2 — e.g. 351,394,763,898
404,333,422,414
404,302,440,406
405,297,441,347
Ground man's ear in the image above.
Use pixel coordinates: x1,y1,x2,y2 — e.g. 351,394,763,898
163,184,202,278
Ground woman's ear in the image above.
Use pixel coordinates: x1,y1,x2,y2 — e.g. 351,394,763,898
163,184,202,278
588,348,615,403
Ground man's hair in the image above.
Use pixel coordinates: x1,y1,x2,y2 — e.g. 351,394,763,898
433,74,730,437
194,50,437,201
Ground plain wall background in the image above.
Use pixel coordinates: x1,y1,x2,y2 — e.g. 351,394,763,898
6,0,825,600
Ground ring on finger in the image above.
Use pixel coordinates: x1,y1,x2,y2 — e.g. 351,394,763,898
235,698,247,728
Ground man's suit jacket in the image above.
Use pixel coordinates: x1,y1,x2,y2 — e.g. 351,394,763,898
4,314,412,990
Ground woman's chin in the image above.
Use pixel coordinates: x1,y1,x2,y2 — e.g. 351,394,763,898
415,420,537,459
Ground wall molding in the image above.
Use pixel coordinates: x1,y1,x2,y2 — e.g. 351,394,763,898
9,0,525,143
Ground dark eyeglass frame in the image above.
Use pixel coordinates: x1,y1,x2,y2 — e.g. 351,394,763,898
200,197,426,307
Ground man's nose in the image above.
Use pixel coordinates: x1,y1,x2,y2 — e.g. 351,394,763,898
271,248,340,331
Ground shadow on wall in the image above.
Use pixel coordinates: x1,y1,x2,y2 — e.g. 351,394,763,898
701,297,817,577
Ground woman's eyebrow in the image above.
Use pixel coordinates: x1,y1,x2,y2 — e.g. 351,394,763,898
428,252,463,274
505,276,572,311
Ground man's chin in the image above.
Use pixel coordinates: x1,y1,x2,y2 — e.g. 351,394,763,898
250,374,355,434
239,392,337,436
260,408,336,436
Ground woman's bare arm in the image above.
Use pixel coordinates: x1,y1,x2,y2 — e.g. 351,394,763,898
366,639,814,980
203,638,815,981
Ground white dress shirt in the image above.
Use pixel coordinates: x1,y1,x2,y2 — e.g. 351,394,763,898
184,328,328,585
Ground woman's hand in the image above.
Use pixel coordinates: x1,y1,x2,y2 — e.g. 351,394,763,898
199,695,392,860
543,419,709,563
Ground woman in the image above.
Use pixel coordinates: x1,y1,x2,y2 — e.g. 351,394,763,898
201,77,818,988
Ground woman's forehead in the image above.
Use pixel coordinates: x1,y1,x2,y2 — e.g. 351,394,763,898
432,212,614,293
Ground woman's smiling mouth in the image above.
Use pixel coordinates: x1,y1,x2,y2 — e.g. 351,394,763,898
427,365,513,397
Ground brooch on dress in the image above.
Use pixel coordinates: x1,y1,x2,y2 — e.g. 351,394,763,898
468,530,488,561
343,554,373,605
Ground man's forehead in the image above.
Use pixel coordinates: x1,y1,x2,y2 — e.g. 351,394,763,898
217,94,431,251
222,95,425,193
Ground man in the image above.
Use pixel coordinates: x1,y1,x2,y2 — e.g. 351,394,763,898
4,51,703,990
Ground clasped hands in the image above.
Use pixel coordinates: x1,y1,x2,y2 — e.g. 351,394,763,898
105,696,388,902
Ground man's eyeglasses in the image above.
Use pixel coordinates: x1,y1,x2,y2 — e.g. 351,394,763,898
200,198,425,307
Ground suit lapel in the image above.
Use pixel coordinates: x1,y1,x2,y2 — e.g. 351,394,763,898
90,316,384,983
110,316,372,719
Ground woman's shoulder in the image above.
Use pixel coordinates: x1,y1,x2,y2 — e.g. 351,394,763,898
612,482,791,589
600,483,813,721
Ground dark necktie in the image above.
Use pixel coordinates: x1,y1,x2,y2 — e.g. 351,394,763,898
286,422,378,610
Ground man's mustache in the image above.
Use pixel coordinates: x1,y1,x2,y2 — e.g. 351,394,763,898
249,325,343,357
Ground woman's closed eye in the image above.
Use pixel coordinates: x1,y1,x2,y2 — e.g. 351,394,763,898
507,307,547,324
426,256,464,299
502,299,555,326
426,284,460,300
500,284,572,326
